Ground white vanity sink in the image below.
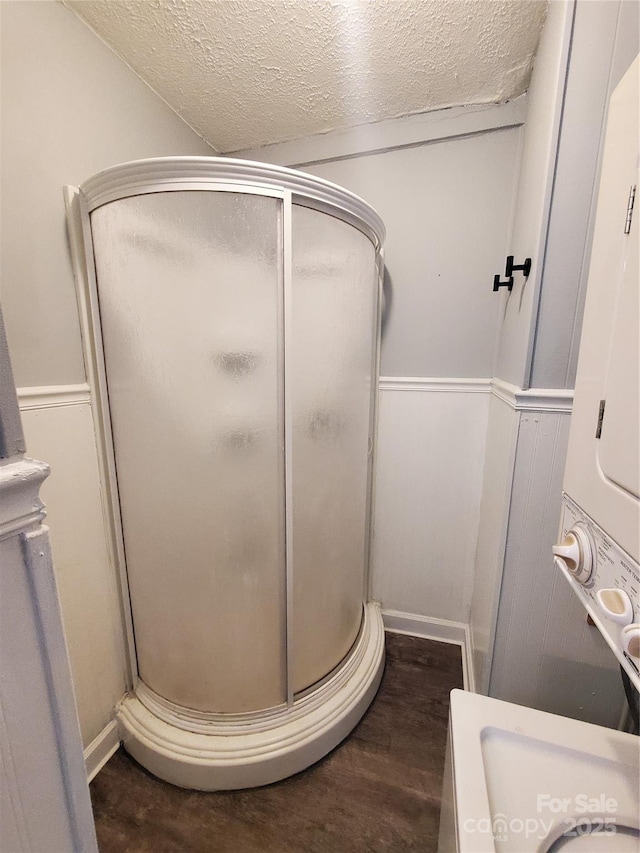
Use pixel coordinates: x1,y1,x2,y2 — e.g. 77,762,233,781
438,690,639,853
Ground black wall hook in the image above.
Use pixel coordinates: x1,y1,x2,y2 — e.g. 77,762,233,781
493,274,514,292
492,256,532,293
505,255,532,278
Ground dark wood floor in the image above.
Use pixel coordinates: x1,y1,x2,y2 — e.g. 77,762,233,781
90,633,463,853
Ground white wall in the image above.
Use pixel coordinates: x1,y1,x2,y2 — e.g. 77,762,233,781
1,0,214,756
302,128,521,379
0,0,214,388
372,381,489,623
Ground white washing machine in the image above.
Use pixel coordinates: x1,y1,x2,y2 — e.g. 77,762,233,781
438,56,640,853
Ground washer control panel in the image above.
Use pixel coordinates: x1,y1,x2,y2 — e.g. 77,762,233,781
556,494,640,692
553,522,596,584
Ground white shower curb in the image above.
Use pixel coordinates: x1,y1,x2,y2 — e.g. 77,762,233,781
116,602,385,791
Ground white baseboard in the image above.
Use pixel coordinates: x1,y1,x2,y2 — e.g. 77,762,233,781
84,719,120,783
382,609,476,693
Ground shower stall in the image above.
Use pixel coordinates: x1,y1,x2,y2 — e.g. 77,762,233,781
70,158,385,790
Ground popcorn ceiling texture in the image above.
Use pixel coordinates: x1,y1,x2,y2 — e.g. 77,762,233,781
65,0,547,153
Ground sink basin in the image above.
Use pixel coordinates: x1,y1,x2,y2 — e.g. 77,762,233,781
438,690,639,853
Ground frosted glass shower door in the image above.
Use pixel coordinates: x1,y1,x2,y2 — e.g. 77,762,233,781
290,205,377,693
90,191,286,713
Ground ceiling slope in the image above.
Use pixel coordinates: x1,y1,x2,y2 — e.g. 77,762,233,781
65,0,547,153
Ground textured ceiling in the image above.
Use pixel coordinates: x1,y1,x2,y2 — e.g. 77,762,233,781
64,0,547,153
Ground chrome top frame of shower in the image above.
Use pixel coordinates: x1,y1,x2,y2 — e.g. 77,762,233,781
79,156,385,249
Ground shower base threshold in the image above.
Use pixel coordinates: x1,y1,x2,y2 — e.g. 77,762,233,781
116,601,385,791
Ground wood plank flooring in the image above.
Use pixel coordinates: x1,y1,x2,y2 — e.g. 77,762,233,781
90,633,463,853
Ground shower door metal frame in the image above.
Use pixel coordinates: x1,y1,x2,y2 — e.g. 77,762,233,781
281,191,296,706
364,249,385,602
66,159,384,710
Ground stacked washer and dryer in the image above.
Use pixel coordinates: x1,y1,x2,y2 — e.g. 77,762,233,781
438,56,639,853
553,48,639,705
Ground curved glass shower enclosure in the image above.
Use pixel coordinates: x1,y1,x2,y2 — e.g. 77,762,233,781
73,158,385,790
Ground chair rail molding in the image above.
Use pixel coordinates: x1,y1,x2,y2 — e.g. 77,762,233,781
379,377,491,393
491,378,574,412
16,384,91,410
0,456,49,538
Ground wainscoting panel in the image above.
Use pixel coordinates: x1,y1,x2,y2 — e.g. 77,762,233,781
468,383,576,695
371,379,490,624
488,411,625,727
467,393,520,693
18,389,126,750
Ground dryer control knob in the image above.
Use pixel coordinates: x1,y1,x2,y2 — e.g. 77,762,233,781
621,624,640,664
553,524,594,584
596,588,633,625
